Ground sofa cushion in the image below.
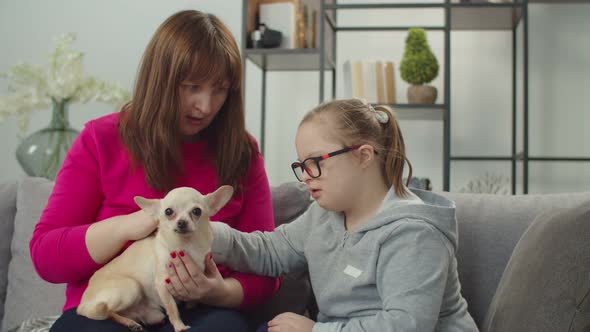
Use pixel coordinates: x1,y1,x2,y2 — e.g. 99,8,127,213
442,191,590,327
250,182,313,323
0,181,17,328
1,178,65,332
482,202,590,332
271,181,310,226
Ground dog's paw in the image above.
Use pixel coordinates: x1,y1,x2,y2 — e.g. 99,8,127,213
128,322,145,331
173,323,190,332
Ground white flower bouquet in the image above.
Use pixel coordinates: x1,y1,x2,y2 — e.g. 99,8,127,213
0,33,130,135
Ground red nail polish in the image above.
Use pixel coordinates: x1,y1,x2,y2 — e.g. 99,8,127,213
170,252,177,259
207,252,213,261
167,263,173,268
165,278,171,284
179,250,185,257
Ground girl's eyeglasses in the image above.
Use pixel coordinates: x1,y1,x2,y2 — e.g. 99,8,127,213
291,145,362,182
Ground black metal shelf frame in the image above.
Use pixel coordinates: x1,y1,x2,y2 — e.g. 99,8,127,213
242,0,590,194
318,0,526,193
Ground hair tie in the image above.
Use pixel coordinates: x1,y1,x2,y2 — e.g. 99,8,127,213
368,104,389,124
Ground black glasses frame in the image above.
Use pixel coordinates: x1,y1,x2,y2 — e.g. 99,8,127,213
291,145,362,182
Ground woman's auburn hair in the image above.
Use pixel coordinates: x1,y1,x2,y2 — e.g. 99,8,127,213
119,10,254,192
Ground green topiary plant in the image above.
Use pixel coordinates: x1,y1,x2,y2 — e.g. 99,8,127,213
400,28,438,85
400,28,439,103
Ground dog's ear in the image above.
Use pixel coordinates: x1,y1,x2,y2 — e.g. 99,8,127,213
134,196,160,217
206,185,234,215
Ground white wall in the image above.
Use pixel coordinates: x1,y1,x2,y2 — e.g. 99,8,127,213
526,4,590,193
0,0,243,183
1,1,589,193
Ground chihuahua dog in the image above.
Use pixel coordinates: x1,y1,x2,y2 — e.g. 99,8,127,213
77,185,234,332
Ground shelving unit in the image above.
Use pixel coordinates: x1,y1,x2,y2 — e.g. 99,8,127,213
241,0,590,193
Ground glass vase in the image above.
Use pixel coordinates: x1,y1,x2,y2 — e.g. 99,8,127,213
15,99,80,180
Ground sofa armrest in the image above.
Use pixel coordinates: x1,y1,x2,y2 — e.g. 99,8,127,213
0,181,17,328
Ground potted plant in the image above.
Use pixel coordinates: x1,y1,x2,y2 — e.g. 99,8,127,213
400,28,439,104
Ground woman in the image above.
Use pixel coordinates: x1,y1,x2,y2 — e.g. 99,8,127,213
30,10,278,332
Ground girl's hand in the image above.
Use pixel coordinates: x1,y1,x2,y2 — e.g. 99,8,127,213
121,210,158,241
268,312,315,332
165,251,227,305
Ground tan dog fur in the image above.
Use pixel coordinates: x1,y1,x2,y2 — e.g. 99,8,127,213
77,186,234,332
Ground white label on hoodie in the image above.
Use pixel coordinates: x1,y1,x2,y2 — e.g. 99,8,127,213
343,265,362,278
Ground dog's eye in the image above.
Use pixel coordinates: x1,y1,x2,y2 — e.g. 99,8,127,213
192,208,202,217
165,208,174,216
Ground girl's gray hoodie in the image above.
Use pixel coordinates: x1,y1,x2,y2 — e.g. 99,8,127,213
211,188,479,332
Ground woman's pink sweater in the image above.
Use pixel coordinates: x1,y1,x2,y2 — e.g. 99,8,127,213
29,113,279,312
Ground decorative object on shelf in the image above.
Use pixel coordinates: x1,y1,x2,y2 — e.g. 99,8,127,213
249,0,318,49
460,172,510,195
0,33,129,180
251,23,283,48
259,0,297,48
400,28,439,104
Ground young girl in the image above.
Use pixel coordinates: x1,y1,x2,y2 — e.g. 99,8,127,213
210,99,479,332
30,10,278,332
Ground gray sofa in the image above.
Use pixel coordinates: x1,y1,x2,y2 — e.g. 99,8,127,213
1,177,589,332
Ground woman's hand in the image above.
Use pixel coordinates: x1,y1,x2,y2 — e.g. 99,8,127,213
121,210,158,241
267,312,315,332
86,210,158,264
165,251,238,306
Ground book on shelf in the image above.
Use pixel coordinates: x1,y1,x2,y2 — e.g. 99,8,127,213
375,61,385,104
310,7,316,48
343,61,364,100
384,61,396,104
362,61,378,103
343,60,396,104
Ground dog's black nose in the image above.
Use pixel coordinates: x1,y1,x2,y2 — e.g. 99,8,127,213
177,220,188,229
